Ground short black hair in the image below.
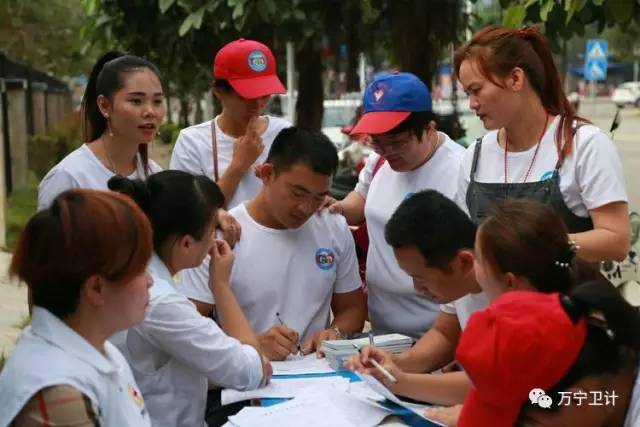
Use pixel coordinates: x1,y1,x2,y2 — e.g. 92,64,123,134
385,190,476,269
212,79,234,92
267,127,338,176
387,111,437,138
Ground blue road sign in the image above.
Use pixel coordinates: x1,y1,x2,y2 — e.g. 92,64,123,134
585,39,608,81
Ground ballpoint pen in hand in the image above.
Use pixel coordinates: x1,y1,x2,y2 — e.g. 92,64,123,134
276,312,303,356
352,342,398,383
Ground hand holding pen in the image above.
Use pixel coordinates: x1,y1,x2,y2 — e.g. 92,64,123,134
257,313,302,361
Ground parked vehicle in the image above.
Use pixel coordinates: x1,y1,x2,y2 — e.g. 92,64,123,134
611,81,640,108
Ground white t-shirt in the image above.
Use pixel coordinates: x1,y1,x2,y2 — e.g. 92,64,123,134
455,116,628,217
624,363,640,427
37,144,162,211
179,204,362,342
440,291,489,330
355,133,465,339
118,254,263,427
0,307,150,427
170,115,291,209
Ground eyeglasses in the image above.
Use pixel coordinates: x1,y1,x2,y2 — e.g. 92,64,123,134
367,132,413,153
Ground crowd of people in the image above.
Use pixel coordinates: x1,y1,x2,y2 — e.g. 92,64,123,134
0,25,636,427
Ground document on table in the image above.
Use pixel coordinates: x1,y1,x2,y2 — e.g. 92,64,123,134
221,376,350,405
271,353,335,375
356,373,446,426
226,384,392,427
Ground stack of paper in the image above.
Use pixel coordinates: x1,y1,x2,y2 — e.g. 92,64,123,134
320,333,413,370
271,353,334,375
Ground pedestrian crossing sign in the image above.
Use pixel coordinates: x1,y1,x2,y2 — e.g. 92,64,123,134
585,39,608,81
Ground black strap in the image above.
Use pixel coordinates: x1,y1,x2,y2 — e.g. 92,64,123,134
469,137,483,181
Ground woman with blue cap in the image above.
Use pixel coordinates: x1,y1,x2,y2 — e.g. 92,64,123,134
328,71,464,339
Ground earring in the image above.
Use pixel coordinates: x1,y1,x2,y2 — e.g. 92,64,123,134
106,117,114,137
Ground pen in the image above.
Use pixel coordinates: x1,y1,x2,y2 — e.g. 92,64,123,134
368,331,374,347
275,312,303,356
352,342,398,383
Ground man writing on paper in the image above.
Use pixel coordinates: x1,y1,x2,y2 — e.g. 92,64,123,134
181,127,366,360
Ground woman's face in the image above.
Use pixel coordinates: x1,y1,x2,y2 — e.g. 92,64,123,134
103,269,153,331
458,59,520,131
184,212,218,269
474,228,509,301
101,68,165,145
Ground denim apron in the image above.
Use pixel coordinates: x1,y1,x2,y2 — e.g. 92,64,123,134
465,135,593,233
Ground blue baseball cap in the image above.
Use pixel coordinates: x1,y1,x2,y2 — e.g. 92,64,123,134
350,72,432,135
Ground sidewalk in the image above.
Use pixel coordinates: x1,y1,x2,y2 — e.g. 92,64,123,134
0,251,28,357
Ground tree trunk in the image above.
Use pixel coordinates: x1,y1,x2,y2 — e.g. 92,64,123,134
194,94,203,124
345,3,362,92
295,41,324,131
166,94,173,124
389,0,460,86
179,96,190,128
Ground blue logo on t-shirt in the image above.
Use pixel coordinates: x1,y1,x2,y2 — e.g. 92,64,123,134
540,171,555,181
315,248,336,270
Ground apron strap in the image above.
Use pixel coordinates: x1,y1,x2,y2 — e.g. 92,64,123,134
211,118,219,182
469,137,483,181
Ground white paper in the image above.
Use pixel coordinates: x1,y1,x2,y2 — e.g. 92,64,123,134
221,376,350,406
227,384,392,427
271,353,335,375
356,373,445,426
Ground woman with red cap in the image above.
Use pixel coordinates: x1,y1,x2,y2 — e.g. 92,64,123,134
432,284,640,427
170,39,290,318
454,25,629,263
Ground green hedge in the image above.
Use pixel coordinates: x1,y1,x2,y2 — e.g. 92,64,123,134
28,113,82,180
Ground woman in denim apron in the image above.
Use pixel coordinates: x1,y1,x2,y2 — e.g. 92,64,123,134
454,25,630,263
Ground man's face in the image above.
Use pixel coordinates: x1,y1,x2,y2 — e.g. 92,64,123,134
368,129,430,172
263,162,332,229
393,245,471,304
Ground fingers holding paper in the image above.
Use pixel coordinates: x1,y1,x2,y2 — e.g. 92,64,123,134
301,328,340,357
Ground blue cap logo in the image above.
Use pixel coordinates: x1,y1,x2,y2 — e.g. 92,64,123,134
315,248,335,270
363,72,432,113
247,50,267,72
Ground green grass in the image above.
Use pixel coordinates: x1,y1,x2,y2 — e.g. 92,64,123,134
5,172,38,252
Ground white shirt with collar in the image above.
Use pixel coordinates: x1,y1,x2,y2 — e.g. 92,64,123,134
170,115,291,209
179,204,362,343
0,307,150,427
355,134,465,339
116,253,263,427
37,144,162,212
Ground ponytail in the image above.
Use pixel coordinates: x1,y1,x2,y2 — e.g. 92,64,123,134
545,280,640,401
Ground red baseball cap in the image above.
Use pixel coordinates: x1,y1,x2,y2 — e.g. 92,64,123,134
456,291,587,427
213,39,286,99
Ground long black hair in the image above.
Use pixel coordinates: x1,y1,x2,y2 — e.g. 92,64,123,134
82,51,162,174
108,171,225,252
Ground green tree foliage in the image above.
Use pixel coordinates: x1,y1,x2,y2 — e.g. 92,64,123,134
0,0,98,76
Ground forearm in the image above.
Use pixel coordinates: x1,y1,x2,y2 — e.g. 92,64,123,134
211,284,259,349
570,228,630,262
394,371,470,406
394,329,456,373
216,163,246,207
339,191,366,225
332,304,366,335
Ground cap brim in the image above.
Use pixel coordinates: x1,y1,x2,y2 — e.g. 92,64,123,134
228,75,286,99
458,390,521,427
349,111,410,135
